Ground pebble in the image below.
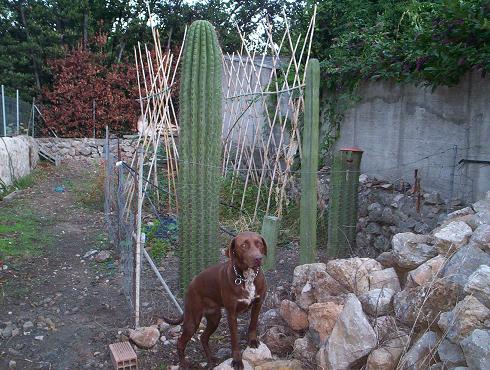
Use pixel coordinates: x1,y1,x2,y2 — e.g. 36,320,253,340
35,335,44,341
23,321,34,330
8,360,16,368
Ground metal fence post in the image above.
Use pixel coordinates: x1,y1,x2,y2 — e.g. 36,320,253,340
134,147,144,328
1,85,6,137
16,90,19,135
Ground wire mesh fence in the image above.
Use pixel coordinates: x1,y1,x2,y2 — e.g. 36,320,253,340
0,86,32,137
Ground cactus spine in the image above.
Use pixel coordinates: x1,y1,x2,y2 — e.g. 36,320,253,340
178,20,222,293
300,58,320,264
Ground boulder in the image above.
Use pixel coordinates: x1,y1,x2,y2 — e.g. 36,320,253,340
260,309,285,328
398,331,438,370
263,325,297,355
471,210,490,229
280,300,308,331
438,295,490,343
472,199,490,213
434,221,472,254
242,342,272,365
213,358,253,370
464,265,490,308
368,268,401,292
359,288,395,316
326,258,383,295
442,244,490,291
311,271,347,303
437,339,466,368
376,251,398,268
291,263,326,309
460,329,490,370
321,294,377,370
307,302,343,343
254,359,305,370
392,233,437,269
405,255,446,289
366,335,409,370
293,335,317,364
394,278,459,327
446,207,475,220
129,326,160,349
471,224,490,251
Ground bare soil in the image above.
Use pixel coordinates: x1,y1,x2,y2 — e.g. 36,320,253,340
0,162,306,369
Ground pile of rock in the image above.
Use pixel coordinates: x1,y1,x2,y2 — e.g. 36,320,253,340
36,137,137,161
262,193,490,369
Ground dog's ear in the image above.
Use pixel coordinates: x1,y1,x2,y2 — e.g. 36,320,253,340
261,236,268,256
226,237,236,258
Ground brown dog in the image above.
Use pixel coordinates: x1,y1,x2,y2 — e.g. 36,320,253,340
164,231,267,369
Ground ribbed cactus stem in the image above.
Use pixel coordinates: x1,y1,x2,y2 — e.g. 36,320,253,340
300,59,320,264
178,20,223,293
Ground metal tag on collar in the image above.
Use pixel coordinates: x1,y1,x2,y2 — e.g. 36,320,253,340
234,277,244,285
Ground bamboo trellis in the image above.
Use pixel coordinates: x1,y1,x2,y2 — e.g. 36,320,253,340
124,7,316,223
123,20,184,215
221,7,317,221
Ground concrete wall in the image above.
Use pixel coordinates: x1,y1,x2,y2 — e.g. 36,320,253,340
0,136,39,186
334,72,490,203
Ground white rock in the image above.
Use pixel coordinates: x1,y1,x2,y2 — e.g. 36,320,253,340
464,265,490,308
460,329,490,370
213,358,253,370
392,233,437,269
359,288,395,316
368,267,401,292
322,294,377,370
129,326,160,349
326,258,383,295
434,221,473,254
242,342,272,365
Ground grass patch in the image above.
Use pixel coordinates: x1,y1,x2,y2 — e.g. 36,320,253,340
67,165,105,210
0,168,44,200
0,205,53,259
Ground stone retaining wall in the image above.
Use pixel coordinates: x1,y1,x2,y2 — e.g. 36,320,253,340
36,137,137,161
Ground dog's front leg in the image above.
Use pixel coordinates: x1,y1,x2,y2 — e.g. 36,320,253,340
226,309,244,370
247,299,263,348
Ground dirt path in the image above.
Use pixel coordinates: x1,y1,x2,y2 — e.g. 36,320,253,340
0,162,301,370
0,163,134,369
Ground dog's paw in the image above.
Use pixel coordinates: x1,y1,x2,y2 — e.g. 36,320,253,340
231,359,244,370
248,339,260,348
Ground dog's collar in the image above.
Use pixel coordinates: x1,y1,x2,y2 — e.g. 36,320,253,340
233,265,259,285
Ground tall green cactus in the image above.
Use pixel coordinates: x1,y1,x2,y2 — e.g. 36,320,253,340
300,59,320,264
178,20,222,293
327,148,363,257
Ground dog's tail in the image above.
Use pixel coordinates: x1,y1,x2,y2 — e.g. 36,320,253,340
162,315,184,325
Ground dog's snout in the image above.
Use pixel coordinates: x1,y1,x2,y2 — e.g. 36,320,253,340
254,256,263,266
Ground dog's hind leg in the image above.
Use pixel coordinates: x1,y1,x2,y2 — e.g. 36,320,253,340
201,309,222,367
177,305,202,369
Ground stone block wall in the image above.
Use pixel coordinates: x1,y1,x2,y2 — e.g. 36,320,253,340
36,137,137,161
